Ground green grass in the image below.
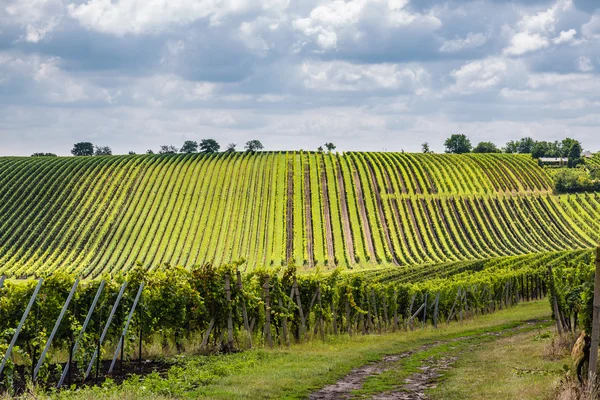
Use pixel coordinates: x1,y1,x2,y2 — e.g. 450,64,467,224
45,300,556,400
430,326,570,400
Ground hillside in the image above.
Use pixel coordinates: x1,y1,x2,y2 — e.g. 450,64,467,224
0,152,598,278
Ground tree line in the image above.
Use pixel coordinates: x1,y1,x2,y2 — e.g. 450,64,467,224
423,134,585,167
31,139,265,157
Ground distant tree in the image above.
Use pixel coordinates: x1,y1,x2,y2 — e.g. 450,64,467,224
444,134,472,154
146,149,155,155
503,141,518,153
421,142,432,154
516,137,535,154
159,145,178,155
199,139,220,154
325,142,336,152
317,146,324,152
225,143,237,153
566,140,583,167
31,153,57,157
128,151,136,155
245,140,264,152
71,142,94,156
180,140,199,154
532,141,561,158
473,141,500,153
94,146,112,156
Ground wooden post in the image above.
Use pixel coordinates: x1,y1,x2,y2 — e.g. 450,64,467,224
589,247,600,381
293,276,307,340
236,271,252,348
422,293,428,328
200,318,215,349
366,291,373,333
393,290,399,332
371,289,381,333
433,293,440,329
406,293,415,330
331,302,338,335
548,266,564,335
316,283,325,341
263,276,273,348
382,295,389,331
225,274,234,350
447,288,461,325
345,297,352,336
278,297,290,347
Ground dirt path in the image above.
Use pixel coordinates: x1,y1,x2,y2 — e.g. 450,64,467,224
371,356,457,400
309,344,435,400
309,320,547,400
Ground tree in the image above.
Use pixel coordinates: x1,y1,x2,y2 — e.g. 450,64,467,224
325,142,336,152
421,142,432,154
199,139,220,154
444,134,472,154
159,145,178,155
128,151,136,155
245,140,264,152
317,146,324,152
473,141,500,153
71,142,94,156
516,137,534,154
532,141,561,158
503,141,518,153
31,153,57,157
94,146,112,156
180,140,198,154
225,143,237,153
146,149,155,155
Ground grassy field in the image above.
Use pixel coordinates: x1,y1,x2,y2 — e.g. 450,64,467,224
35,300,568,400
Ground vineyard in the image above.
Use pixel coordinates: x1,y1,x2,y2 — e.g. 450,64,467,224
0,250,584,392
0,152,599,278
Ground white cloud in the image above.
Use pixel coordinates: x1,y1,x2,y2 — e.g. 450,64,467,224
499,88,549,102
503,0,574,56
448,57,510,94
3,0,65,42
577,56,594,72
440,32,487,53
504,32,549,56
301,61,429,93
582,14,600,40
292,0,440,52
68,0,289,35
552,29,577,45
0,51,115,102
527,73,600,94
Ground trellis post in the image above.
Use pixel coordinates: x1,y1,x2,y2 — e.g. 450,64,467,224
109,282,144,374
34,278,79,382
0,278,43,377
236,270,252,348
84,281,127,381
58,280,105,388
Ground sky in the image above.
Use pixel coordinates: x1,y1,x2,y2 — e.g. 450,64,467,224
0,0,599,156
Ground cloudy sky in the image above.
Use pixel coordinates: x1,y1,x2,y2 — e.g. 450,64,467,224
0,0,599,155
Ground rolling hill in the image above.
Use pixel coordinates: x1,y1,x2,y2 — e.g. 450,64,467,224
0,152,598,278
